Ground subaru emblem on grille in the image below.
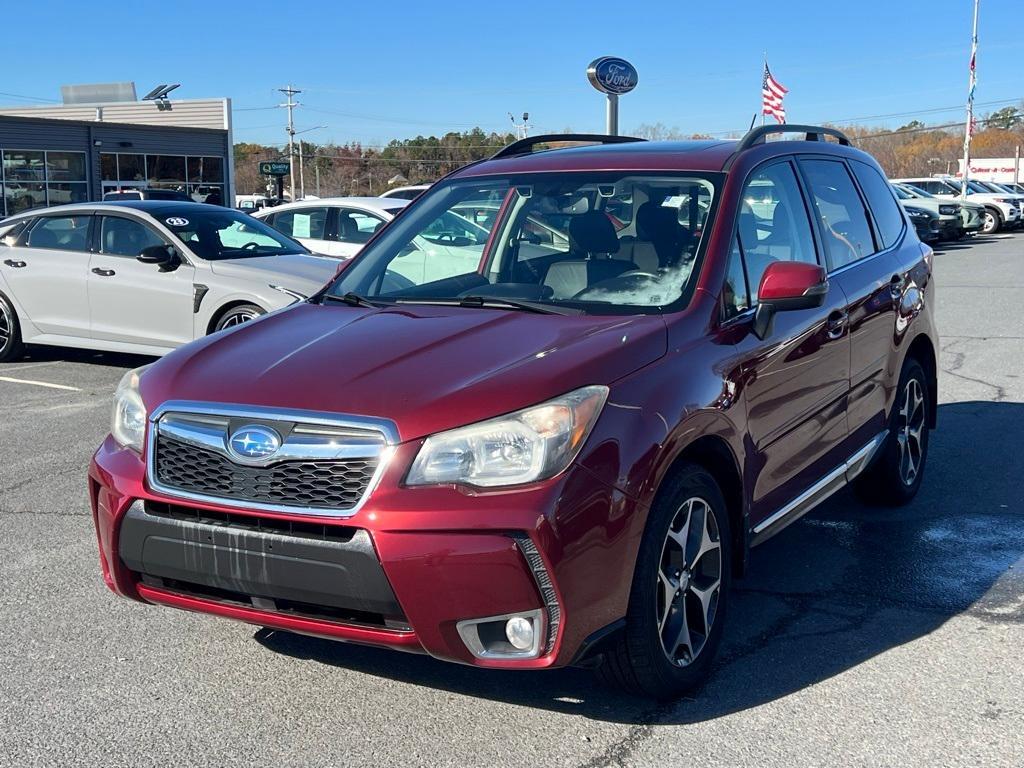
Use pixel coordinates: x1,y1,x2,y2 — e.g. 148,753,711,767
227,425,282,461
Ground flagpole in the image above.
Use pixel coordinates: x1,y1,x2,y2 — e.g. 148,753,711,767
961,0,979,201
761,53,767,127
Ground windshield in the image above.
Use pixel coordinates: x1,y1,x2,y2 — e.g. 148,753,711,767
160,208,309,260
327,172,719,313
892,185,911,200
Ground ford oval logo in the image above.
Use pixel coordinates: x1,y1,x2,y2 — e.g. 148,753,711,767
587,56,638,96
228,425,281,461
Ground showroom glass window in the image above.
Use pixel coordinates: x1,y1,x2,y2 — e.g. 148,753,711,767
1,149,88,217
100,153,225,204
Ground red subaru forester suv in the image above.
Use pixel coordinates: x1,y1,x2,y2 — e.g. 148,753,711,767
90,126,936,699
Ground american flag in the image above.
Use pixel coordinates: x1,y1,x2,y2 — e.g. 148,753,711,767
762,64,788,124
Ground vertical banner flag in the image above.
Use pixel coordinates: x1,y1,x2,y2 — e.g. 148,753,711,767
762,63,788,124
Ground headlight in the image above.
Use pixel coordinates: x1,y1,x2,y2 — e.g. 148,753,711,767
112,366,150,452
905,208,929,219
406,385,609,488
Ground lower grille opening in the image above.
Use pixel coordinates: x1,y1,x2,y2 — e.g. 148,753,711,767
144,501,358,544
140,574,412,632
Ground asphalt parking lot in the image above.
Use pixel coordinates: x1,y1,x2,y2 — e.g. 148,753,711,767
1,234,1022,768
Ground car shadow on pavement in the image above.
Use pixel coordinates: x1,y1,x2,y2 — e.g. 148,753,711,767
11,346,156,370
256,400,1024,724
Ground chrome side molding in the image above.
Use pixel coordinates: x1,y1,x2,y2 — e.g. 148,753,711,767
751,430,888,546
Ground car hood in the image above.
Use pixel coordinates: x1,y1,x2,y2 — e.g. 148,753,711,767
209,253,340,294
965,192,1017,204
142,303,668,442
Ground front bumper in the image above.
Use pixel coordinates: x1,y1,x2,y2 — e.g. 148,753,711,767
90,435,640,669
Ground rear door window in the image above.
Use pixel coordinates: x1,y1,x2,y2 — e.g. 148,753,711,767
799,159,876,270
26,215,92,251
273,207,329,240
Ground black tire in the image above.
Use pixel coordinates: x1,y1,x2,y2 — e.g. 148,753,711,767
0,291,26,363
213,303,264,333
854,358,930,506
981,208,1002,235
597,463,731,700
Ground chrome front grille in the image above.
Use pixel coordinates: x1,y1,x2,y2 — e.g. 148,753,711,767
147,402,397,517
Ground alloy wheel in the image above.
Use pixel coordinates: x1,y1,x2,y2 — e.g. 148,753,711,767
896,378,926,486
219,309,259,329
656,497,722,667
0,300,10,348
982,211,997,234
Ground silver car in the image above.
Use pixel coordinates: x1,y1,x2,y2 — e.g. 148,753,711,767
0,201,340,362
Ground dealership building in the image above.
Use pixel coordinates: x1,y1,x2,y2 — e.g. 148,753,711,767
0,83,234,218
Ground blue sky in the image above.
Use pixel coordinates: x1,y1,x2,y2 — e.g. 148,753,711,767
3,1,1021,148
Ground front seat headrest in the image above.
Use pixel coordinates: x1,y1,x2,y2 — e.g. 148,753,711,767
636,201,678,241
738,202,759,252
569,211,619,255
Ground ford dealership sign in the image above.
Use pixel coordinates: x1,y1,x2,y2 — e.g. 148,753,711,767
587,57,638,96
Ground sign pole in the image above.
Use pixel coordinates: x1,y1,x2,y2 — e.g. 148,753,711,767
606,94,619,136
587,57,636,136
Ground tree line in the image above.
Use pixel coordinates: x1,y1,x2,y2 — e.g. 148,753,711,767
234,106,1024,198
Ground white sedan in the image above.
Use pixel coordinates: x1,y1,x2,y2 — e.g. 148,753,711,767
253,197,408,259
254,196,492,286
0,201,340,361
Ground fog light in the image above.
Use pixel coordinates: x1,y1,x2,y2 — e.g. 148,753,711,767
505,616,534,650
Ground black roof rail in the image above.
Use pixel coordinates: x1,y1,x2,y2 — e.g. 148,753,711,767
490,133,645,160
723,124,852,171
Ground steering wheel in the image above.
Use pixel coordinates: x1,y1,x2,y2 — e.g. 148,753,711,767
431,232,459,243
241,242,261,250
619,270,660,279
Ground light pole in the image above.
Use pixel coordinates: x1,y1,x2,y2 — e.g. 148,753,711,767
294,125,326,199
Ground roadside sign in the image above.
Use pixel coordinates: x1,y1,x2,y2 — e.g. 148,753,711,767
258,161,291,176
587,57,638,96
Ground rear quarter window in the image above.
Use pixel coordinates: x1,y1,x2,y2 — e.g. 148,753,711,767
850,161,905,249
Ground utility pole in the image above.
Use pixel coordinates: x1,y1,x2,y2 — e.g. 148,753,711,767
508,111,531,140
279,85,301,202
960,0,979,201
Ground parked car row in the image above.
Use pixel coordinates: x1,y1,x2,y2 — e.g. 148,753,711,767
893,176,1023,234
81,126,943,700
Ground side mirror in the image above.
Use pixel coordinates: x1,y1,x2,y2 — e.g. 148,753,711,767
752,261,828,340
137,244,179,271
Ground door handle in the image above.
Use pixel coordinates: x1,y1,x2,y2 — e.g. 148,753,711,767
2,259,26,268
826,310,848,339
91,267,116,277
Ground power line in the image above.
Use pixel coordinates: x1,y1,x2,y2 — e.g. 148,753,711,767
0,90,59,104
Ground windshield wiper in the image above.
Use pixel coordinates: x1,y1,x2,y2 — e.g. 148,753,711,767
323,292,389,309
396,295,582,316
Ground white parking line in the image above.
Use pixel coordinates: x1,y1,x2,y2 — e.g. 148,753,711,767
0,361,65,373
0,376,82,392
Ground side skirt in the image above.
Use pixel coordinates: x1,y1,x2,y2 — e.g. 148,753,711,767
749,430,888,547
